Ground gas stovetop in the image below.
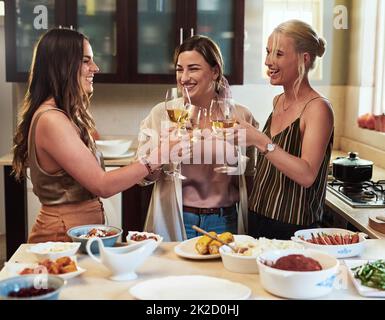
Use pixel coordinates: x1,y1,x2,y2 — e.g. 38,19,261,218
327,180,385,208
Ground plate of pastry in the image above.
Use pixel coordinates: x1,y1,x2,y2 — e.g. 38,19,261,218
174,233,253,260
4,256,85,280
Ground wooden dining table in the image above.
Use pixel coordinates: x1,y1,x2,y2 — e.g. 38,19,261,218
1,240,385,300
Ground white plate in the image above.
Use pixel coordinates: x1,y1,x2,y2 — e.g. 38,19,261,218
174,236,219,259
4,259,86,281
130,275,251,300
174,235,253,260
102,150,135,159
345,259,385,297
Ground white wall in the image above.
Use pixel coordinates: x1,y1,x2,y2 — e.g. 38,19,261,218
0,16,14,235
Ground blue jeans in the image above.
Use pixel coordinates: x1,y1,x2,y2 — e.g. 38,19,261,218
183,206,238,239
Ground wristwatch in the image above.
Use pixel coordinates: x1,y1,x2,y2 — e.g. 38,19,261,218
260,143,276,156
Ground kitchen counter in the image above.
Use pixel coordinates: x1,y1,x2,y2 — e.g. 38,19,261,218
0,151,138,260
326,151,385,239
1,240,385,300
0,152,137,167
2,149,385,258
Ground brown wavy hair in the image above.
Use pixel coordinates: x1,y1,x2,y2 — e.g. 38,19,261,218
12,28,96,180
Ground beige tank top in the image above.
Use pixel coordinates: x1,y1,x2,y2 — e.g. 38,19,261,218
28,108,99,205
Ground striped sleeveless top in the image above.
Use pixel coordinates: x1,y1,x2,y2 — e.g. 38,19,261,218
249,95,333,226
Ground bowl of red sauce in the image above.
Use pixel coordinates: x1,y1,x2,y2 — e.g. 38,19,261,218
257,249,339,299
0,275,65,300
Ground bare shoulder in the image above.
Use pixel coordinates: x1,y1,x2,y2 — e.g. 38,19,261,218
273,93,284,107
35,108,75,135
303,96,334,120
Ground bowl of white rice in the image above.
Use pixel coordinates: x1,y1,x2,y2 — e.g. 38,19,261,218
219,237,304,274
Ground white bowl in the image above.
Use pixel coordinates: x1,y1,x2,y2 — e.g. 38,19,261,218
27,242,81,260
95,139,132,156
257,249,339,299
219,237,304,274
291,228,367,258
126,231,163,248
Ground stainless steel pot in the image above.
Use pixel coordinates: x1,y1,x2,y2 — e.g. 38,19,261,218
332,152,373,183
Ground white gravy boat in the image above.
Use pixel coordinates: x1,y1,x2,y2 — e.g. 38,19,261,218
86,237,157,281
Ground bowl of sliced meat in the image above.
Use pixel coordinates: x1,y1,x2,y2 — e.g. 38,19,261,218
291,228,368,258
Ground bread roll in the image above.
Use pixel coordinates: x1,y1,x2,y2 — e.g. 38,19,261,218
195,232,216,255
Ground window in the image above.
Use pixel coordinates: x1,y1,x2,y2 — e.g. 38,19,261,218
0,1,4,16
261,0,323,80
373,0,385,115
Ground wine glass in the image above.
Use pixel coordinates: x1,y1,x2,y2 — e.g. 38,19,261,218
165,87,192,136
163,87,192,180
209,98,238,174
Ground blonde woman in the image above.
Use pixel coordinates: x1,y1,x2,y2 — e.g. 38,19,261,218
239,20,334,239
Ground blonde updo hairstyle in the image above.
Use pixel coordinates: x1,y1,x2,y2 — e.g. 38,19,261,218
271,19,326,98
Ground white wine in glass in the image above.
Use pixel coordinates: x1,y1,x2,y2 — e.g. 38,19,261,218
167,109,190,125
164,87,191,180
209,98,238,174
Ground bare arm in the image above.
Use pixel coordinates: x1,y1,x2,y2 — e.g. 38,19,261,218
243,99,334,188
36,111,159,198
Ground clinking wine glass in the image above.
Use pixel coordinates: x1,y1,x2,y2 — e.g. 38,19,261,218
209,98,238,174
164,87,192,180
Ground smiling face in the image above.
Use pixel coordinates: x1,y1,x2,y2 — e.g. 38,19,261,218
80,40,99,94
176,50,219,107
265,33,301,87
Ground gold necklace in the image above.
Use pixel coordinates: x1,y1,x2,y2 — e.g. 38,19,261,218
282,91,313,112
282,95,292,112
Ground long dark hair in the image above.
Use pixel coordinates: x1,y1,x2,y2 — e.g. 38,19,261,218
173,35,225,94
12,28,96,180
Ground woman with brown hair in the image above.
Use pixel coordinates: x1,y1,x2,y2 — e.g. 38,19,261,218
12,28,174,243
138,35,258,241
239,20,334,239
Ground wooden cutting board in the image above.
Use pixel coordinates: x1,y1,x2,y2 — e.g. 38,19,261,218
369,216,385,234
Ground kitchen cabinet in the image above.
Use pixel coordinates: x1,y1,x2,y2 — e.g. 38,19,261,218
5,0,244,84
130,0,245,84
5,0,126,82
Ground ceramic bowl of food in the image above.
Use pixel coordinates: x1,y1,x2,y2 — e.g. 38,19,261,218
67,224,122,254
219,237,304,274
126,231,163,248
95,139,132,156
27,242,81,260
0,275,65,300
257,249,339,299
291,228,368,258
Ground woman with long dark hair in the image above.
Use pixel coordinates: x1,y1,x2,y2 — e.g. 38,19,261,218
12,28,174,242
